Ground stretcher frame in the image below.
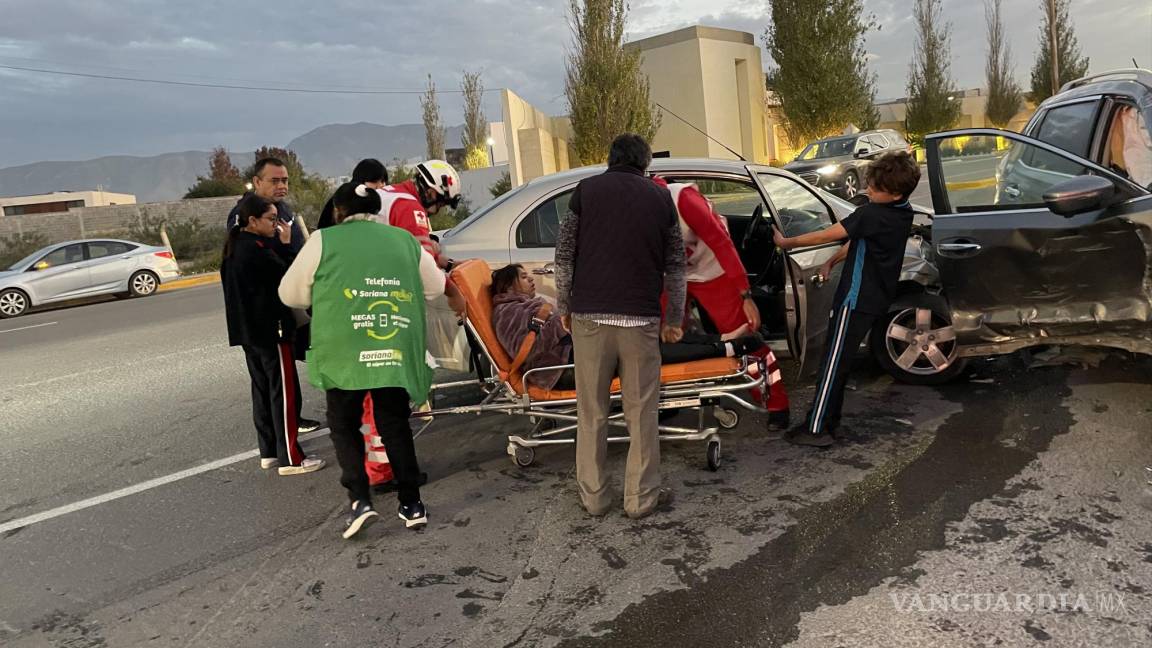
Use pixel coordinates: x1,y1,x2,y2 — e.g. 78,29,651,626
410,261,769,471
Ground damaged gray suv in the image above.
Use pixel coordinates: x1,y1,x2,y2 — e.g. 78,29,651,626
894,69,1152,383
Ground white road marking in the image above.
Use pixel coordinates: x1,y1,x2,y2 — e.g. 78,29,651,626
1,343,229,392
0,428,331,536
0,321,57,335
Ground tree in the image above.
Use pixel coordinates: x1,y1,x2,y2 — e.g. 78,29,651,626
390,159,416,183
460,71,489,169
243,146,331,228
984,0,1023,128
565,0,661,165
764,0,879,146
184,146,245,198
904,0,962,145
1029,0,1089,102
489,171,512,198
421,75,446,160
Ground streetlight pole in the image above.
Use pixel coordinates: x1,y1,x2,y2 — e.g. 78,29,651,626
486,137,496,168
1047,0,1060,93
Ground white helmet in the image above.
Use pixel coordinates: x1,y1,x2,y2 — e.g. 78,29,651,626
415,159,462,209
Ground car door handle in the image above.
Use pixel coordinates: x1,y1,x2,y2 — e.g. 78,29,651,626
809,274,827,287
937,240,982,257
532,264,555,275
1002,185,1021,199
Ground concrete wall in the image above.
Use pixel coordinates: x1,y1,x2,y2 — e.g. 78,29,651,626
633,37,709,157
0,197,236,247
0,190,137,210
877,92,1037,134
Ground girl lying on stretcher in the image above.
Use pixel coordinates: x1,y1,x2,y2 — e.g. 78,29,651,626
490,264,763,391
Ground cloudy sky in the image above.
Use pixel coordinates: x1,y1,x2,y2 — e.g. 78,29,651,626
0,0,1148,168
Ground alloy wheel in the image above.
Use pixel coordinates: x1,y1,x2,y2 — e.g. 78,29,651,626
0,291,28,317
843,173,859,198
132,273,158,296
885,307,959,376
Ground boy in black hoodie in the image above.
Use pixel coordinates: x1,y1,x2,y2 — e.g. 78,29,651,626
773,151,921,447
221,194,326,475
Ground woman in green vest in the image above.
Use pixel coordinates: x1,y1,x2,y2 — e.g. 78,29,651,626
280,182,461,539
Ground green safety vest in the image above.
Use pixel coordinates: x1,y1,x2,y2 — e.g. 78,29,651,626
306,220,432,399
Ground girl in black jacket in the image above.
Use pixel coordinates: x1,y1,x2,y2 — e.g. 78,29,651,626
221,194,325,476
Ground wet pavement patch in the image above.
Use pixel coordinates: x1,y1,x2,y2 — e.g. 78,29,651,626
558,365,1075,648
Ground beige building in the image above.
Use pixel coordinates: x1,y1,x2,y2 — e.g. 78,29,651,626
0,189,136,217
628,26,770,164
500,90,574,188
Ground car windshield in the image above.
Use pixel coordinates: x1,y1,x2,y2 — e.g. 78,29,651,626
444,183,525,236
7,248,49,271
797,137,857,161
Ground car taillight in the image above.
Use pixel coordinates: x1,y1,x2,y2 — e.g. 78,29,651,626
154,251,174,259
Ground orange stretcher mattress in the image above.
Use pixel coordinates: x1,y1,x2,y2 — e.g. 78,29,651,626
449,260,741,400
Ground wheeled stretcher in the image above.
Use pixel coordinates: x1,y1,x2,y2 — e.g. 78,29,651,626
411,259,769,471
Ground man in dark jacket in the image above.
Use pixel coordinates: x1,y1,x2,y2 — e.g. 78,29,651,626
226,157,320,429
554,133,686,520
222,194,325,475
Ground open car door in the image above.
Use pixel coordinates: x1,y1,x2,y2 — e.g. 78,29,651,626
925,128,1149,350
749,167,846,376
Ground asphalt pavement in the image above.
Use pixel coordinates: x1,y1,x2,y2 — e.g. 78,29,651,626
1,287,1151,647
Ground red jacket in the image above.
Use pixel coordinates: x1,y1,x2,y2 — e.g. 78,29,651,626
653,177,749,290
377,180,437,257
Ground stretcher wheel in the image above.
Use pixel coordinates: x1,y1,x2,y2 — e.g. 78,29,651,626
706,439,721,472
512,445,536,468
714,407,740,430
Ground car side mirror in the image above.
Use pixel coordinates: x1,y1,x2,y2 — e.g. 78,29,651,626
1043,175,1116,217
854,148,871,159
32,261,49,271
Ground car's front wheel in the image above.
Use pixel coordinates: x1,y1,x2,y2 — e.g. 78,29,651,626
871,295,966,385
842,170,860,199
0,288,30,318
129,270,159,297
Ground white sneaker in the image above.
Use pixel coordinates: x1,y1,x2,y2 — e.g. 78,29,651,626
260,458,280,470
278,457,326,475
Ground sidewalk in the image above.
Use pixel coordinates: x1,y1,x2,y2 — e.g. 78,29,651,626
157,272,220,292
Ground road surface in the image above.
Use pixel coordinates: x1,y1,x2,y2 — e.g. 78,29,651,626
1,286,1150,647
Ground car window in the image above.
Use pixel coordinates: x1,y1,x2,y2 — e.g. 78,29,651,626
87,241,135,259
666,178,766,218
935,133,1098,212
1104,103,1152,189
757,173,835,237
516,190,571,248
797,137,856,160
37,243,85,268
1034,100,1098,159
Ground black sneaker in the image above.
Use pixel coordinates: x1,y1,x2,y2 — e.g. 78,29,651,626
786,429,835,448
398,501,428,529
342,500,379,539
298,418,324,434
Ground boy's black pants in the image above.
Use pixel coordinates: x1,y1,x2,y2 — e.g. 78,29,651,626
805,304,877,435
326,387,422,506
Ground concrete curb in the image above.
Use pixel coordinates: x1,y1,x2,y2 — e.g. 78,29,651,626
158,273,220,292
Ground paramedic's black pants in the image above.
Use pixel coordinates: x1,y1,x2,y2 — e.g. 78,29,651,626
242,343,305,466
326,387,422,506
804,305,877,435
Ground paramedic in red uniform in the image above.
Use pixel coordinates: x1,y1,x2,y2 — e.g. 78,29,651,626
375,159,462,266
654,177,791,428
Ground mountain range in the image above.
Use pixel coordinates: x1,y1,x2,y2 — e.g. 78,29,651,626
0,123,466,203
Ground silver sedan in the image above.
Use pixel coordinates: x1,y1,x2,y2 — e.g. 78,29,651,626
0,239,180,318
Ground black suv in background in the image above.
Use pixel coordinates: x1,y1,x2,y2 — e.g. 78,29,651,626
782,129,911,199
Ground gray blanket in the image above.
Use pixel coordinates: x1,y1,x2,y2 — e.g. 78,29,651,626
492,292,571,390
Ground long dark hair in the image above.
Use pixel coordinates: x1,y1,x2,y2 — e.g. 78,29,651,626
223,194,274,259
490,264,523,297
331,182,382,223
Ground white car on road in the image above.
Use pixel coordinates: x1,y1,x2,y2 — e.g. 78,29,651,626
0,239,180,318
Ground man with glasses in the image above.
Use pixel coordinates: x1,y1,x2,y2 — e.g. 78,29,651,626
226,156,322,434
